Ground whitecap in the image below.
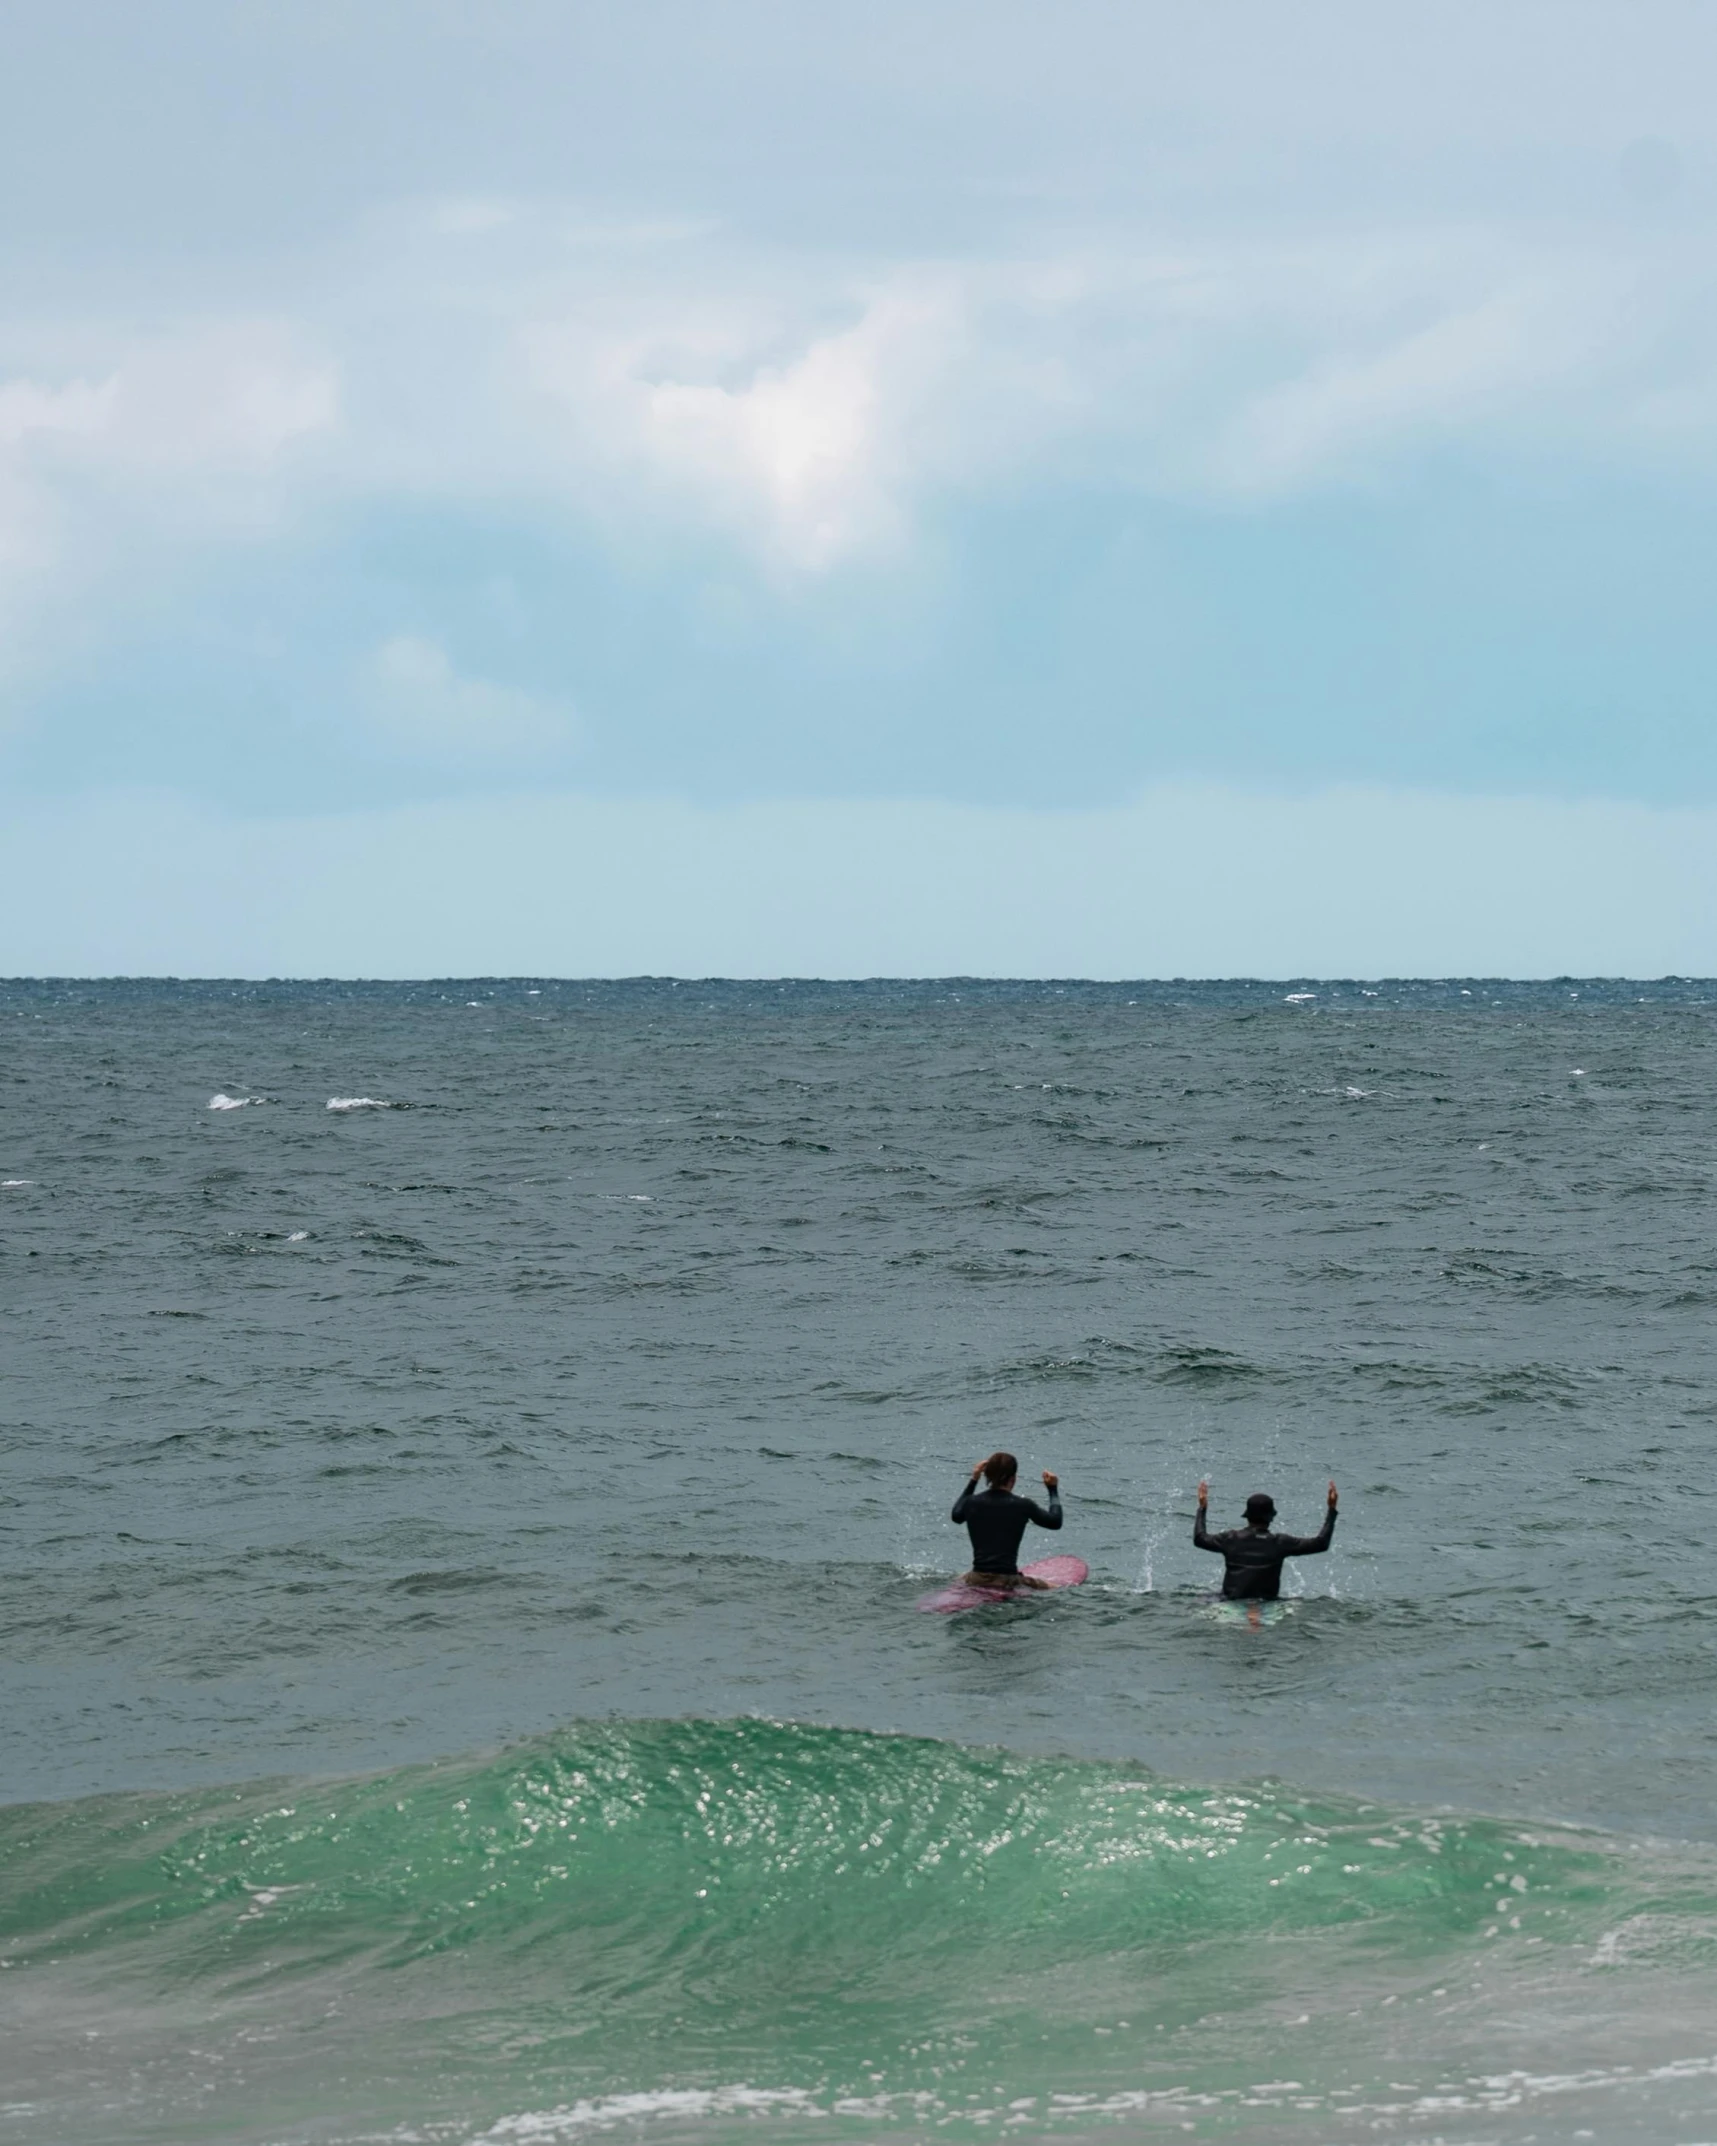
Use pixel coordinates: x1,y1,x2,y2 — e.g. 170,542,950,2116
0,1178,30,1188
287,1230,309,1242
208,1093,264,1110
480,2086,819,2140
1283,992,1316,1004
326,1097,395,1111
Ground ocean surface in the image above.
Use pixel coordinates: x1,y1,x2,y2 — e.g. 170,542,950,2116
4,976,1717,2145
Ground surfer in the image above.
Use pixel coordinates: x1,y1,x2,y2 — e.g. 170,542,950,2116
1194,1480,1338,1600
952,1452,1062,1587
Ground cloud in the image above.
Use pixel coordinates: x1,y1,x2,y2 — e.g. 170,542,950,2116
0,376,114,448
519,274,968,569
0,324,334,484
96,326,338,476
0,203,1711,614
503,218,1717,551
0,323,336,664
3,181,1717,789
4,1,1717,626
362,634,576,763
1213,285,1563,495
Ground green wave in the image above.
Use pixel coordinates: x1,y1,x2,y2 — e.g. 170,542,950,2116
2,1718,1713,2143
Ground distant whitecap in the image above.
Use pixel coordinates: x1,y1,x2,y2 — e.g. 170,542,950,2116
209,1093,264,1110
287,1230,309,1242
326,1097,395,1111
1,1178,30,1188
1283,992,1316,1004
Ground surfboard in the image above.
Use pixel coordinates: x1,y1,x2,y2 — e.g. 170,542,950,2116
915,1555,1089,1615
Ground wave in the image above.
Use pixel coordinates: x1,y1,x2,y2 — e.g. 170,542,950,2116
5,1718,1717,2142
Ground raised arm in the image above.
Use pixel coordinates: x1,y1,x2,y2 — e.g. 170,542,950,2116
951,1463,984,1524
1024,1469,1062,1530
1193,1479,1220,1552
1280,1481,1339,1557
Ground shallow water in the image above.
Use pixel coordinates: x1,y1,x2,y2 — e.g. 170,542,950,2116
4,978,1717,2142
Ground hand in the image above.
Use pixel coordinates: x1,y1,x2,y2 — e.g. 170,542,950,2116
1197,1479,1208,1507
1328,1479,1339,1510
972,1460,987,1479
1042,1470,1059,1491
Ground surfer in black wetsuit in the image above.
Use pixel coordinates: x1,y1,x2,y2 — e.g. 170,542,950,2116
952,1452,1062,1586
1194,1480,1338,1600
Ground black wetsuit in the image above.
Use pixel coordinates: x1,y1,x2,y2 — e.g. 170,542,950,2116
1193,1506,1336,1600
951,1477,1062,1575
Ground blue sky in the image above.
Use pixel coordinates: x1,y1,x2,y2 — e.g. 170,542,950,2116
4,0,1717,973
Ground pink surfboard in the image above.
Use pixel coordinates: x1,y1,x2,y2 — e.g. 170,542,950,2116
916,1554,1089,1614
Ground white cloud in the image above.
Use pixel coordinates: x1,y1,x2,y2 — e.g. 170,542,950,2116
363,635,575,763
0,194,1714,634
500,217,1717,556
0,324,334,482
0,376,115,447
0,323,336,664
521,276,967,568
97,326,338,474
1213,285,1561,495
3,0,1717,656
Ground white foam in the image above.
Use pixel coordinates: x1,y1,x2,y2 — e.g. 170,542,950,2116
0,1178,30,1188
1283,991,1316,1003
208,1093,264,1110
326,1097,395,1111
1047,2048,1717,2126
478,2086,819,2140
287,1231,309,1243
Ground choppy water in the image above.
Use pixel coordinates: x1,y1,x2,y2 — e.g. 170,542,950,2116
4,978,1717,2143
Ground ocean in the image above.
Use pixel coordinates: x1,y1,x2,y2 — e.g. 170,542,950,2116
3,977,1716,2145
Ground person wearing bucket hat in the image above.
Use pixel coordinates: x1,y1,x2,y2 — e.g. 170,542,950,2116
1194,1479,1338,1600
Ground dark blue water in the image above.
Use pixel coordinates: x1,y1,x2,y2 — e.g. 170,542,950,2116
4,978,1717,2143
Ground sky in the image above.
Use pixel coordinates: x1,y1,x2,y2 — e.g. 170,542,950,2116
3,0,1717,975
